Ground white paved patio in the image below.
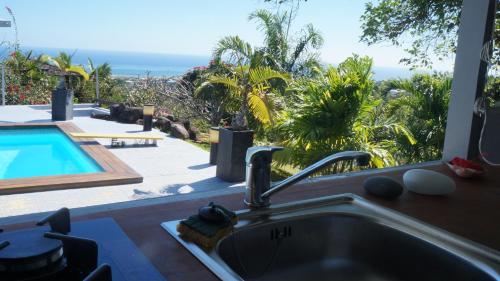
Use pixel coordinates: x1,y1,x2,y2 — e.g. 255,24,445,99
0,104,244,218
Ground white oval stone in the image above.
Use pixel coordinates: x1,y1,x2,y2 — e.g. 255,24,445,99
403,169,456,195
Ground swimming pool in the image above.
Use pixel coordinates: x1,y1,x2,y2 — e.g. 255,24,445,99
0,127,103,179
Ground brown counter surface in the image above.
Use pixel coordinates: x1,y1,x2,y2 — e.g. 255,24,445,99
3,163,500,280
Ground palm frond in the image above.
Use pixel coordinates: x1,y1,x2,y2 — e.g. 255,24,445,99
55,52,72,70
206,75,240,93
87,57,95,72
66,65,89,81
248,86,274,125
38,54,61,69
249,9,289,65
289,24,324,70
249,66,289,85
213,36,253,65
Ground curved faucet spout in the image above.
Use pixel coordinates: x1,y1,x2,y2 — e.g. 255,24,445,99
244,148,371,209
262,151,370,198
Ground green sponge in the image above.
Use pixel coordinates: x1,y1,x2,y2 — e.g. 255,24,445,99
177,203,237,249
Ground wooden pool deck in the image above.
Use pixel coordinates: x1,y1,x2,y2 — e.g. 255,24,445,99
0,122,143,195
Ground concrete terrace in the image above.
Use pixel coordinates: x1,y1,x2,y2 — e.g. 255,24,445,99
0,104,244,218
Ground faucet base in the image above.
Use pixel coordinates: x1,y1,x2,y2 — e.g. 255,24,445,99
244,199,270,209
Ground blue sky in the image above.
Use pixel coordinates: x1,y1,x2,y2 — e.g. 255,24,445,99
0,0,453,70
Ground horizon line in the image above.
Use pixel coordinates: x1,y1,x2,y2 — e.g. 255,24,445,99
20,45,452,72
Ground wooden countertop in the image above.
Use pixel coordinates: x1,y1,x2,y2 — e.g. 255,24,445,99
3,164,500,280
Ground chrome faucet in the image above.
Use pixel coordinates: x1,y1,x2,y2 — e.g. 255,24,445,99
244,146,371,209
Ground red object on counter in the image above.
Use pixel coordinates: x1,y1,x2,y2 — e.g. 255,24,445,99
450,157,484,171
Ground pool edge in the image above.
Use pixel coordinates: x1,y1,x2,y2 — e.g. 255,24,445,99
0,122,143,195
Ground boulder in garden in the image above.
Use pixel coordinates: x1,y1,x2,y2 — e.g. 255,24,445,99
118,107,143,123
110,103,125,120
155,117,172,132
171,123,190,139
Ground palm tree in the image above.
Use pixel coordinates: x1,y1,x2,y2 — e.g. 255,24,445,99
87,58,112,80
386,74,452,162
200,36,289,129
248,9,323,75
275,55,415,172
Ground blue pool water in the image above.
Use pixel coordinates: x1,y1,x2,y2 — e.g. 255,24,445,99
0,127,103,180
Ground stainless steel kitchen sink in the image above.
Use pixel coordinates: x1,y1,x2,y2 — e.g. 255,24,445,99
161,194,500,281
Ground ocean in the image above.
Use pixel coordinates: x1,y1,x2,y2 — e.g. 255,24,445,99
25,47,416,81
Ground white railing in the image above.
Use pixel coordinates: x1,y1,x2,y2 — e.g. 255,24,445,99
1,63,5,106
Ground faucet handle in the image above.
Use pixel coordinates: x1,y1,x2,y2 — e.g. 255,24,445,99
245,146,284,164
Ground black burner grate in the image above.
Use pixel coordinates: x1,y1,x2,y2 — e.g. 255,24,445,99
0,208,111,281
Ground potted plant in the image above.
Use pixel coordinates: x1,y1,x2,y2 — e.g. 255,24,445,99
199,36,288,181
51,76,75,121
39,53,89,121
216,123,255,182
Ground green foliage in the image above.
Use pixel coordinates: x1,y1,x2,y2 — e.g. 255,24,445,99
39,52,95,102
360,0,499,69
485,75,500,102
200,63,289,128
186,62,239,126
276,55,416,173
207,35,289,129
66,65,89,81
249,9,323,75
86,59,121,103
38,53,117,103
194,5,322,129
385,73,452,162
4,50,57,105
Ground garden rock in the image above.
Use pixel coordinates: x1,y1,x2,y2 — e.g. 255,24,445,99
118,107,143,123
188,125,198,141
155,117,172,132
171,123,189,139
110,103,125,120
136,119,144,125
91,112,111,120
181,120,191,131
166,114,176,122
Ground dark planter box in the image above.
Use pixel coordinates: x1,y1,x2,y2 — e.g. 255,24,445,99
209,127,219,165
209,143,218,165
51,88,74,121
216,128,254,182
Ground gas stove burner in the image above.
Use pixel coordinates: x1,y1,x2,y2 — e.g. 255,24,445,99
0,229,64,274
0,208,110,281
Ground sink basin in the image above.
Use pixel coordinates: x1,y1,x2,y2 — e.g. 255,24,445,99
162,194,500,281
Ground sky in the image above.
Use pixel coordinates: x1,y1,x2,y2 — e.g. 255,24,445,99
0,0,454,70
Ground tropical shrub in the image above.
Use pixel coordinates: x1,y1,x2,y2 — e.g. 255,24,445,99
485,75,500,103
202,35,289,130
275,55,415,173
4,50,57,105
39,52,92,102
385,73,452,162
186,60,238,126
85,59,120,103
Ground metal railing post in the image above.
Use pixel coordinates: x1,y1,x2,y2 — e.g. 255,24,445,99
1,63,5,106
95,65,99,106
